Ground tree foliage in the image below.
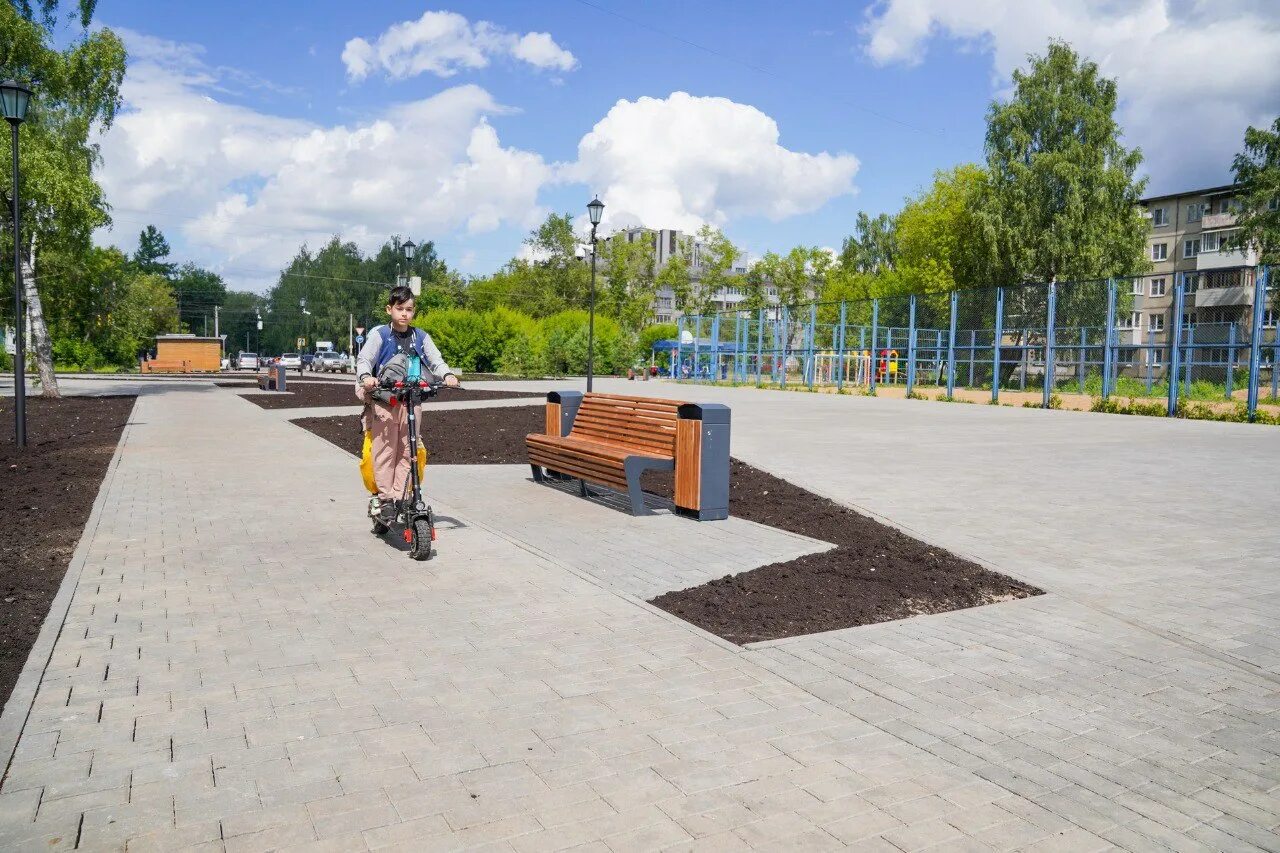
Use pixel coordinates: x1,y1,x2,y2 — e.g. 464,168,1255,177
1227,116,1280,267
981,40,1148,285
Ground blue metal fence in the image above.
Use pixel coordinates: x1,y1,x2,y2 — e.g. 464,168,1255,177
668,265,1276,421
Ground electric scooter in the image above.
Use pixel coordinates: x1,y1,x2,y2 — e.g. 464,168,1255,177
368,355,447,560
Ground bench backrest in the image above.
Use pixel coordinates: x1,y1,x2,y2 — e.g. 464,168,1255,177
568,393,683,457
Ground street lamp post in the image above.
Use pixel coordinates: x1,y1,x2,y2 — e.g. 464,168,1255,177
402,240,416,295
586,196,604,392
2,79,32,449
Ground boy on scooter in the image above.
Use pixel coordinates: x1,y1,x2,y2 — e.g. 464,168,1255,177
355,285,459,525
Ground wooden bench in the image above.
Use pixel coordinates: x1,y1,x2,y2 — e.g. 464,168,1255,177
257,368,286,391
524,391,732,517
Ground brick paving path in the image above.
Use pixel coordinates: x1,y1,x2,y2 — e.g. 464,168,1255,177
0,380,1276,851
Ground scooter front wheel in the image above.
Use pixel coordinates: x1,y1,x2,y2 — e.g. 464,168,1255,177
409,515,434,561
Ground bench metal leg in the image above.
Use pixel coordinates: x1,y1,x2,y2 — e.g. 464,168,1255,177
623,457,673,517
530,464,543,482
579,479,590,498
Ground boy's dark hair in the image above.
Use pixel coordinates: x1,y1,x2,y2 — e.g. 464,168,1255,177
387,285,415,307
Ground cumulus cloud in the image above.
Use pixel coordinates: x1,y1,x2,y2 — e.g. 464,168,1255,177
860,0,1280,193
563,92,860,233
97,31,550,290
343,10,577,81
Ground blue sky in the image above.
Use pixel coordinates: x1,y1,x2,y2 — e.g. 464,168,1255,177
92,0,1280,292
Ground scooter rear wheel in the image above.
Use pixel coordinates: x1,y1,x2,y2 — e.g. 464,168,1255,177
409,517,433,561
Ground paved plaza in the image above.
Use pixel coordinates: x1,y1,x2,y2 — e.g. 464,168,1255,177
1,377,1277,851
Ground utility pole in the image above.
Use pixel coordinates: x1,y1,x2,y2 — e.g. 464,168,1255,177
214,305,219,338
348,313,353,357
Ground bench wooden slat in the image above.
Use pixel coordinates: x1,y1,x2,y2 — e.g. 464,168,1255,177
566,429,674,457
585,392,686,408
528,450,629,489
530,434,672,463
570,415,675,441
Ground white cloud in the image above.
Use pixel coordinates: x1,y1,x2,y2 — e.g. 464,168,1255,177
98,31,550,291
563,92,860,233
343,10,576,81
860,0,1280,193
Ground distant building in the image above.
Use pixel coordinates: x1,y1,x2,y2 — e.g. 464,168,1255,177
608,227,759,324
1138,184,1269,329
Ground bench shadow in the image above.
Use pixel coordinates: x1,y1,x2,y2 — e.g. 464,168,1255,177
530,474,676,518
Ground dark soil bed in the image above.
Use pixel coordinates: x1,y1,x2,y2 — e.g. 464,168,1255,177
295,404,544,464
293,404,1040,643
645,462,1041,643
0,395,135,707
234,382,543,409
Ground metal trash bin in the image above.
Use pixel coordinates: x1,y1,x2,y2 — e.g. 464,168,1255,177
674,403,730,521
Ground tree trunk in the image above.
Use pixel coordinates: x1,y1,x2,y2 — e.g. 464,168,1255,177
21,234,60,399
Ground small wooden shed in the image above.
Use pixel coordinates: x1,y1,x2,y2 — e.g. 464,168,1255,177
142,335,222,373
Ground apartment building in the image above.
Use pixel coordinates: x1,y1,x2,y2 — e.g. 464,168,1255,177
612,227,756,323
1133,184,1274,372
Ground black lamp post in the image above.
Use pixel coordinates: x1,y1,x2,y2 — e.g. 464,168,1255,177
586,196,604,392
402,239,416,296
2,79,31,449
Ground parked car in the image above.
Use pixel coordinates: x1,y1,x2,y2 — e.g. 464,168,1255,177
315,350,349,373
279,352,303,372
236,352,259,370
301,353,316,370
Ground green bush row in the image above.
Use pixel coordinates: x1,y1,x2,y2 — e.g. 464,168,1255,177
414,308,674,378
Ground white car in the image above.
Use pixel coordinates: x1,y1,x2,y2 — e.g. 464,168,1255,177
315,350,349,373
278,352,303,371
237,352,259,370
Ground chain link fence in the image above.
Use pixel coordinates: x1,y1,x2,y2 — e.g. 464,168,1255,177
670,265,1276,420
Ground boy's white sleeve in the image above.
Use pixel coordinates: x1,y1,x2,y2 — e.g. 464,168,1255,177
420,332,454,381
356,328,384,380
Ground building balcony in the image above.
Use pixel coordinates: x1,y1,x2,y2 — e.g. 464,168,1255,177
1197,246,1257,270
1201,211,1237,230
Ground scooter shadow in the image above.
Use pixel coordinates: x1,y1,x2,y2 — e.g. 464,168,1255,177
375,514,467,552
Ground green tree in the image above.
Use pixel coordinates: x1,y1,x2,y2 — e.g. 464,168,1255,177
838,212,896,274
655,253,691,313
981,41,1148,286
689,225,742,316
0,1,126,395
131,224,175,277
600,233,656,332
171,262,226,333
1226,116,1280,267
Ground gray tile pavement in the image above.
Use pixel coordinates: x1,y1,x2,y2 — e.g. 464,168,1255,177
0,377,1276,851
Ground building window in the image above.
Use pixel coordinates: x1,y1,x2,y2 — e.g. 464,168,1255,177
1131,279,1143,296
1268,198,1279,212
1117,347,1137,363
1186,203,1204,222
1151,207,1168,226
1182,312,1195,328
1149,278,1166,297
1262,310,1276,329
1151,243,1168,261
1150,349,1163,367
655,314,671,324
1183,239,1200,258
1148,314,1165,332
1117,311,1138,330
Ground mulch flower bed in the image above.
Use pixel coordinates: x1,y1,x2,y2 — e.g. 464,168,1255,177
0,396,136,707
296,404,545,464
295,404,1040,643
233,382,543,409
645,462,1041,644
